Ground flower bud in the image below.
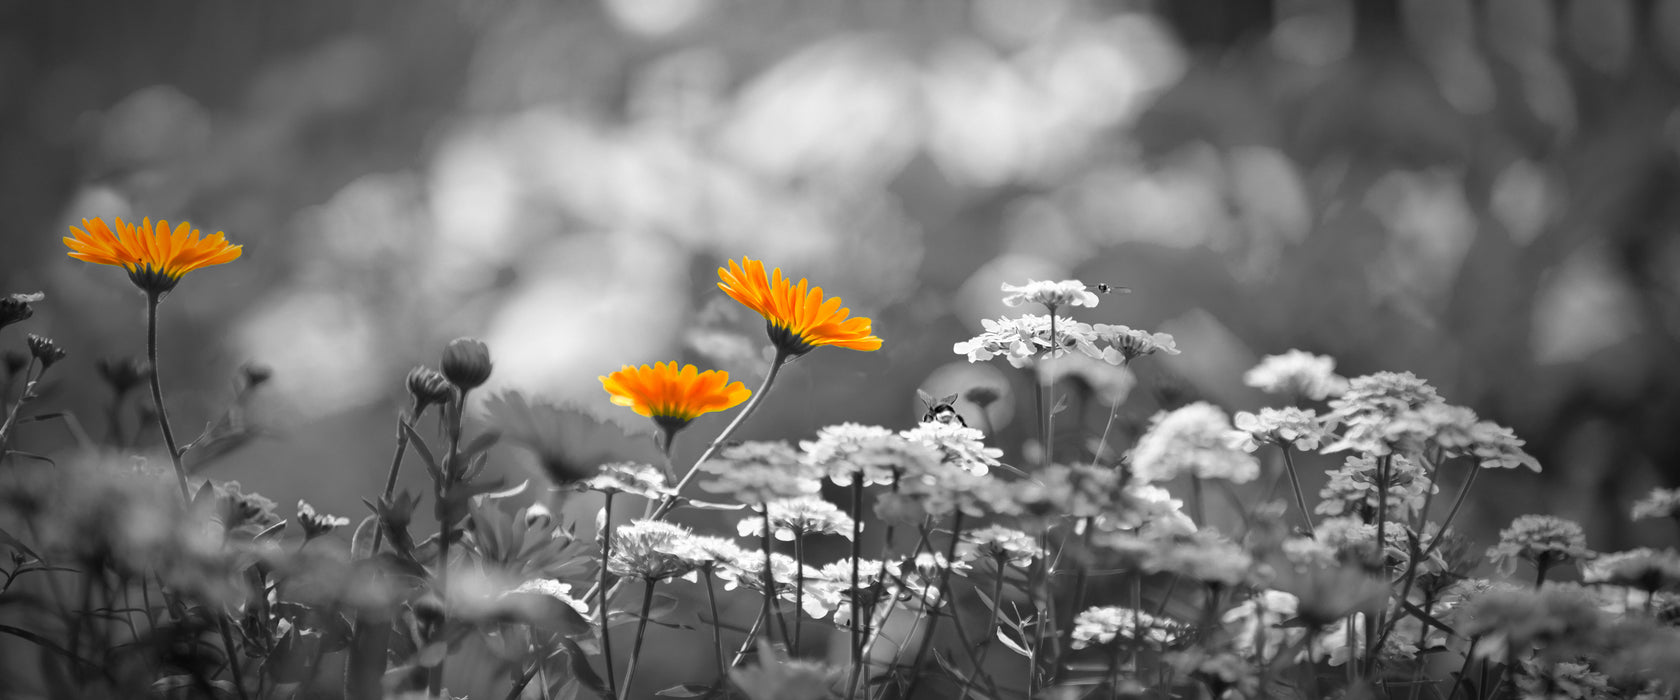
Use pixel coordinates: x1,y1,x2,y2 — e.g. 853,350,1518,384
405,365,455,412
25,334,65,370
0,292,43,330
296,500,351,541
97,357,152,397
440,337,492,390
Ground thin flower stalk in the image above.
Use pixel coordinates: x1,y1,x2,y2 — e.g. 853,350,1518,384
1278,445,1315,537
956,564,1009,700
651,348,790,521
1424,464,1481,558
703,569,728,683
426,391,468,698
146,293,191,500
619,579,659,700
846,472,864,700
598,491,619,700
1054,518,1095,683
793,534,806,655
0,358,38,455
902,512,966,700
1366,454,1392,676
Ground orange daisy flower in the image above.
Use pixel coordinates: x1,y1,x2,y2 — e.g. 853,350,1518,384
600,362,751,433
64,217,242,295
717,256,883,357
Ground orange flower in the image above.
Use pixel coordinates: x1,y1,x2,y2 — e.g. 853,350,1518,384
717,256,883,356
600,362,751,432
64,217,242,295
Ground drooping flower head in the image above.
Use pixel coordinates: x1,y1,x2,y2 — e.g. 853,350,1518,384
64,217,242,296
717,256,882,357
600,362,750,439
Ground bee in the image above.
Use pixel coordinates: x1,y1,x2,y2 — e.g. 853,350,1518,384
1089,282,1131,295
918,389,966,427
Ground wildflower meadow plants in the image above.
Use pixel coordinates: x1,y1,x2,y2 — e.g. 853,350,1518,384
3,239,1680,700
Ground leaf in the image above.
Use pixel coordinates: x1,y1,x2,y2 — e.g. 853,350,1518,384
255,520,287,541
557,635,610,697
1400,600,1459,638
0,525,40,561
400,420,442,485
656,684,714,697
349,515,379,560
1,450,52,465
670,497,747,512
995,628,1031,658
459,430,502,462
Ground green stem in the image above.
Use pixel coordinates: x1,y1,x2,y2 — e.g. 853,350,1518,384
218,616,252,700
599,492,619,700
957,565,1008,700
1423,464,1481,558
1191,475,1206,528
619,580,657,700
846,473,864,700
651,349,790,521
704,569,727,683
794,534,805,656
370,409,422,556
1367,454,1392,678
760,506,789,645
0,359,38,456
426,390,467,698
1279,445,1315,537
901,512,966,700
145,293,190,500
1044,309,1057,468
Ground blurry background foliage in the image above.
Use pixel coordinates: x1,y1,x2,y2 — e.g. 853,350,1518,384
4,0,1680,557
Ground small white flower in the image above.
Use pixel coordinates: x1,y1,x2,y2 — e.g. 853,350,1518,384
1633,487,1680,522
1000,279,1100,310
1129,402,1259,484
1243,350,1349,401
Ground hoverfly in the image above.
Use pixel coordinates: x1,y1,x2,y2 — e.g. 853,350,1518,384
1089,282,1131,295
917,389,966,427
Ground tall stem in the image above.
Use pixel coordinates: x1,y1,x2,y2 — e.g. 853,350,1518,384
1043,310,1057,468
902,512,965,700
793,535,806,656
651,349,790,521
0,359,38,456
1367,454,1392,678
426,390,467,698
759,506,785,646
958,566,1008,700
1279,445,1315,537
619,580,657,700
846,474,864,700
598,492,619,699
703,569,728,683
1423,464,1481,557
370,410,421,556
145,293,190,500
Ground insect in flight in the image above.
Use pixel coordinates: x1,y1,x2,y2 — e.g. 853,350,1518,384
1089,282,1131,295
917,389,966,427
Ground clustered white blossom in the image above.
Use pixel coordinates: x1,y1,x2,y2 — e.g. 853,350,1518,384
1129,402,1259,484
1243,350,1349,400
698,441,821,503
1001,279,1101,310
1632,487,1680,522
1487,515,1593,576
1233,406,1331,452
739,497,856,541
583,461,672,499
1072,605,1184,649
1315,454,1435,522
